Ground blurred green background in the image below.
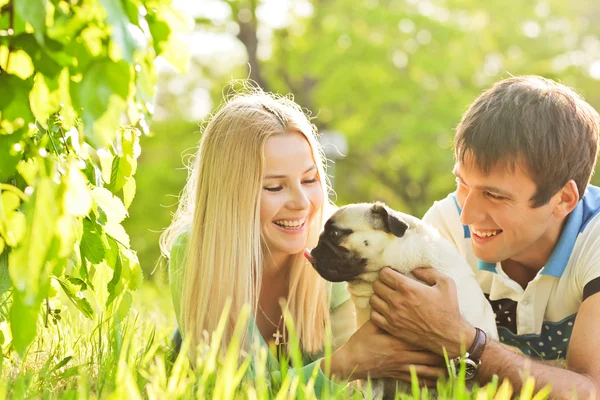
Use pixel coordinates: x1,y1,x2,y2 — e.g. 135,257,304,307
124,0,600,279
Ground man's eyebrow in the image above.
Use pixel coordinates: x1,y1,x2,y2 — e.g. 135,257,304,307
453,170,514,197
264,165,316,179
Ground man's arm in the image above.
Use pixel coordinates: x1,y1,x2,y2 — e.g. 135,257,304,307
369,267,600,400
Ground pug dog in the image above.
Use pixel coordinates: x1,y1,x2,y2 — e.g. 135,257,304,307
306,203,498,398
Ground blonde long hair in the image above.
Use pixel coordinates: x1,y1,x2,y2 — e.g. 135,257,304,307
160,91,332,357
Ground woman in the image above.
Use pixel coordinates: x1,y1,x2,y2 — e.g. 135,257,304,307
160,90,444,393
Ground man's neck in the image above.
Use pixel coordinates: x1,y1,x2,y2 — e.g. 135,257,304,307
501,218,567,289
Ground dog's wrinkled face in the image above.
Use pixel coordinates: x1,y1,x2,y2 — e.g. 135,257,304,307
309,203,410,282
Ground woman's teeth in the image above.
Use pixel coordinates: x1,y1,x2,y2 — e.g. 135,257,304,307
274,220,305,229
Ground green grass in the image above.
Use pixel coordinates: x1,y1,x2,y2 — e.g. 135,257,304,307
0,282,551,399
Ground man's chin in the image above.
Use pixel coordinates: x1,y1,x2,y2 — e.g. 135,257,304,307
471,247,500,264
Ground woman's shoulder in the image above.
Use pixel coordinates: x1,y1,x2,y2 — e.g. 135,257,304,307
169,226,192,272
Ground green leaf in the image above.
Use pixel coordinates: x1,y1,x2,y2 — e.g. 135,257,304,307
66,276,87,291
9,34,65,77
0,75,34,130
55,214,78,259
106,248,122,306
63,162,92,217
30,73,61,128
91,187,127,224
146,12,171,55
105,222,130,248
121,178,136,209
50,355,73,374
80,219,106,265
123,248,142,291
57,69,77,130
112,290,132,323
55,277,94,319
16,158,39,186
14,0,47,45
8,177,57,304
10,291,40,355
108,129,139,197
160,36,190,73
0,189,25,247
0,65,14,110
72,59,131,147
6,50,34,79
0,133,24,181
47,6,89,42
0,248,8,296
122,0,141,26
1,190,20,213
133,56,155,109
4,210,27,247
108,153,134,194
98,0,141,62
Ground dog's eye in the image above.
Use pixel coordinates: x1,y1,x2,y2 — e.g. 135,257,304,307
332,230,339,237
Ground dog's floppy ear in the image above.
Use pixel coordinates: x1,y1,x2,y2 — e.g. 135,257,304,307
370,202,409,237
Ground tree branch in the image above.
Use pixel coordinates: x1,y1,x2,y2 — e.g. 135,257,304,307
235,1,269,91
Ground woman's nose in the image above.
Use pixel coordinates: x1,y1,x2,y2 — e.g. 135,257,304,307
288,186,310,210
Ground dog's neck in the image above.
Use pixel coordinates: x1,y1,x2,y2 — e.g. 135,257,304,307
346,278,376,327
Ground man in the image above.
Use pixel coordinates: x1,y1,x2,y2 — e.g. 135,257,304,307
369,76,600,399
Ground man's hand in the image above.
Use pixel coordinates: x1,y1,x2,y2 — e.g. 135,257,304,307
328,320,447,386
369,267,476,358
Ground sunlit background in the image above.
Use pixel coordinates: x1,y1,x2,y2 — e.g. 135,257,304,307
124,0,600,279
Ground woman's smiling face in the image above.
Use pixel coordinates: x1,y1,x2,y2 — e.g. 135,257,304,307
260,132,324,260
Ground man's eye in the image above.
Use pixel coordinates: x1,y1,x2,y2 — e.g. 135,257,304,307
485,192,503,200
264,186,282,192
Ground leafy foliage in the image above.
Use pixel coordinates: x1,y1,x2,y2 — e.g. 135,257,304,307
162,0,600,207
0,0,188,355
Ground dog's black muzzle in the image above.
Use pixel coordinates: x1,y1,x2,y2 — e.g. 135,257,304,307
308,237,367,282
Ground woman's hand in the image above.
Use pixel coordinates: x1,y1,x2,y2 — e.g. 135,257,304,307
326,320,447,385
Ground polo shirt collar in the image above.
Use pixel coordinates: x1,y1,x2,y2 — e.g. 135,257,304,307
475,188,598,277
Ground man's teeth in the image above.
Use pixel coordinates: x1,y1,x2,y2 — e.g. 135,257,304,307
274,220,305,228
472,229,501,237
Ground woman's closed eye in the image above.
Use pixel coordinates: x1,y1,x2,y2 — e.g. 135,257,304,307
264,185,283,192
263,177,318,192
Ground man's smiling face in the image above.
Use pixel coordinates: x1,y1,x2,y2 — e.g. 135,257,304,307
454,156,565,268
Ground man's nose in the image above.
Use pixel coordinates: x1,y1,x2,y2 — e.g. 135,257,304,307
459,192,486,226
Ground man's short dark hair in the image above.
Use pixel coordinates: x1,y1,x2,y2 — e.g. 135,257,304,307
455,75,600,207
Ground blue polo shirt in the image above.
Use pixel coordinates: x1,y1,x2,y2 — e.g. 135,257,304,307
423,185,600,360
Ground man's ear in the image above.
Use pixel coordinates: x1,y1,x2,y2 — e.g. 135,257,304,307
370,203,409,238
553,180,579,219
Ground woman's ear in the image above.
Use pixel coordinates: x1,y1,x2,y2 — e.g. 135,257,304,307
553,180,579,219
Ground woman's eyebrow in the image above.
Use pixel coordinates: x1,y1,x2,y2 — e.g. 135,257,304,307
264,165,316,179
